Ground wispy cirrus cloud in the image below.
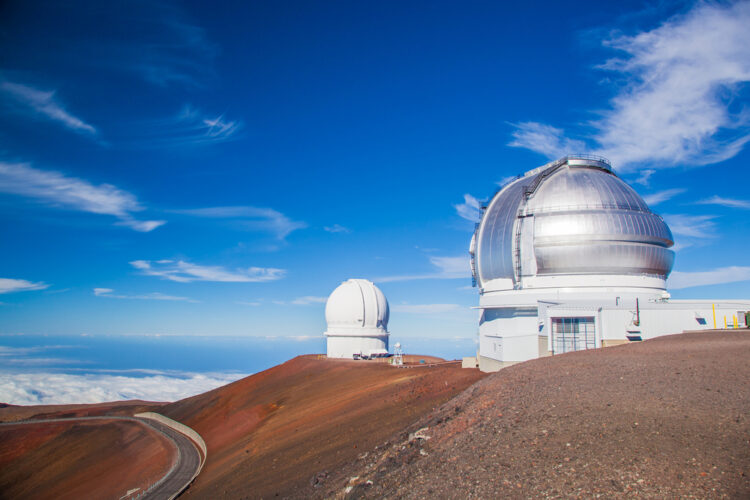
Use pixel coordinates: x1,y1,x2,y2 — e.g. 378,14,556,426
454,194,483,222
93,288,197,303
0,161,165,232
632,169,655,187
509,2,750,170
324,224,351,234
391,303,464,314
126,105,241,148
236,301,261,306
131,259,285,283
0,345,82,368
172,205,306,240
697,195,750,209
662,213,717,251
68,1,219,89
291,296,327,305
272,296,327,306
641,188,686,206
669,266,750,290
0,346,65,357
430,256,470,276
377,255,469,283
0,278,49,294
0,81,97,136
662,214,716,239
508,122,587,160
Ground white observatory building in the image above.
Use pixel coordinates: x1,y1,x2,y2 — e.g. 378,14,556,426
471,155,750,372
324,279,390,358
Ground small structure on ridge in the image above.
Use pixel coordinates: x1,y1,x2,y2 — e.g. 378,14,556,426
324,279,390,359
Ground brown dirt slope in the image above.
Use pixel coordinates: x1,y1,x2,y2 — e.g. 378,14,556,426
158,355,485,499
319,331,750,499
0,419,174,500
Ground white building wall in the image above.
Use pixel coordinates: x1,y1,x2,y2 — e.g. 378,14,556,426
479,307,539,362
326,335,388,358
478,299,750,369
633,303,748,338
479,333,539,365
550,301,750,342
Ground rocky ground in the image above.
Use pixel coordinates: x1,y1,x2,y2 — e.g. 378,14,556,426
317,331,750,499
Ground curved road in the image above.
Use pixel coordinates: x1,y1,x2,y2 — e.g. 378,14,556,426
139,418,201,499
0,415,202,500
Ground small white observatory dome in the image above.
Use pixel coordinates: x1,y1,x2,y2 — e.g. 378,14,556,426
325,279,389,358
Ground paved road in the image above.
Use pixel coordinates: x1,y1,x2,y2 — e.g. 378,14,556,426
140,418,201,499
0,415,202,500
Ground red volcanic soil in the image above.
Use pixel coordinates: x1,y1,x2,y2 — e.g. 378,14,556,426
318,331,750,499
158,355,485,499
0,418,174,500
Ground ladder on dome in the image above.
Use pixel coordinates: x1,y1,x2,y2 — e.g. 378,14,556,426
513,215,523,287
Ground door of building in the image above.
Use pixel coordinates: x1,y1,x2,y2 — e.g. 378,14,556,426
551,317,596,354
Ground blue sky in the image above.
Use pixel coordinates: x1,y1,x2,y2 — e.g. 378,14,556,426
1,0,750,340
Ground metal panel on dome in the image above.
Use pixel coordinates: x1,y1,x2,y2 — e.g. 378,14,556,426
375,287,389,329
524,167,649,215
518,216,537,277
477,178,530,283
535,242,674,276
356,279,375,328
475,156,675,291
534,211,673,247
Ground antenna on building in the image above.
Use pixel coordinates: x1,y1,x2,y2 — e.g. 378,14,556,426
394,342,403,366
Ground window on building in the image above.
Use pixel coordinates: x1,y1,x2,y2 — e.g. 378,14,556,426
551,317,596,354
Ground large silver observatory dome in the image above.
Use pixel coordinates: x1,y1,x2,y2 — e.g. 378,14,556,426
471,155,674,292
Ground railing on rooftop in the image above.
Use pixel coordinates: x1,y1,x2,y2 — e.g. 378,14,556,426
524,154,612,198
564,153,611,167
565,154,612,171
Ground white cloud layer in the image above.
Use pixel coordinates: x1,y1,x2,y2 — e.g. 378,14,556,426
0,161,164,231
510,2,750,170
131,259,285,283
93,288,196,302
0,278,49,294
454,194,483,222
172,205,306,240
0,81,97,136
0,371,245,405
669,266,750,290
